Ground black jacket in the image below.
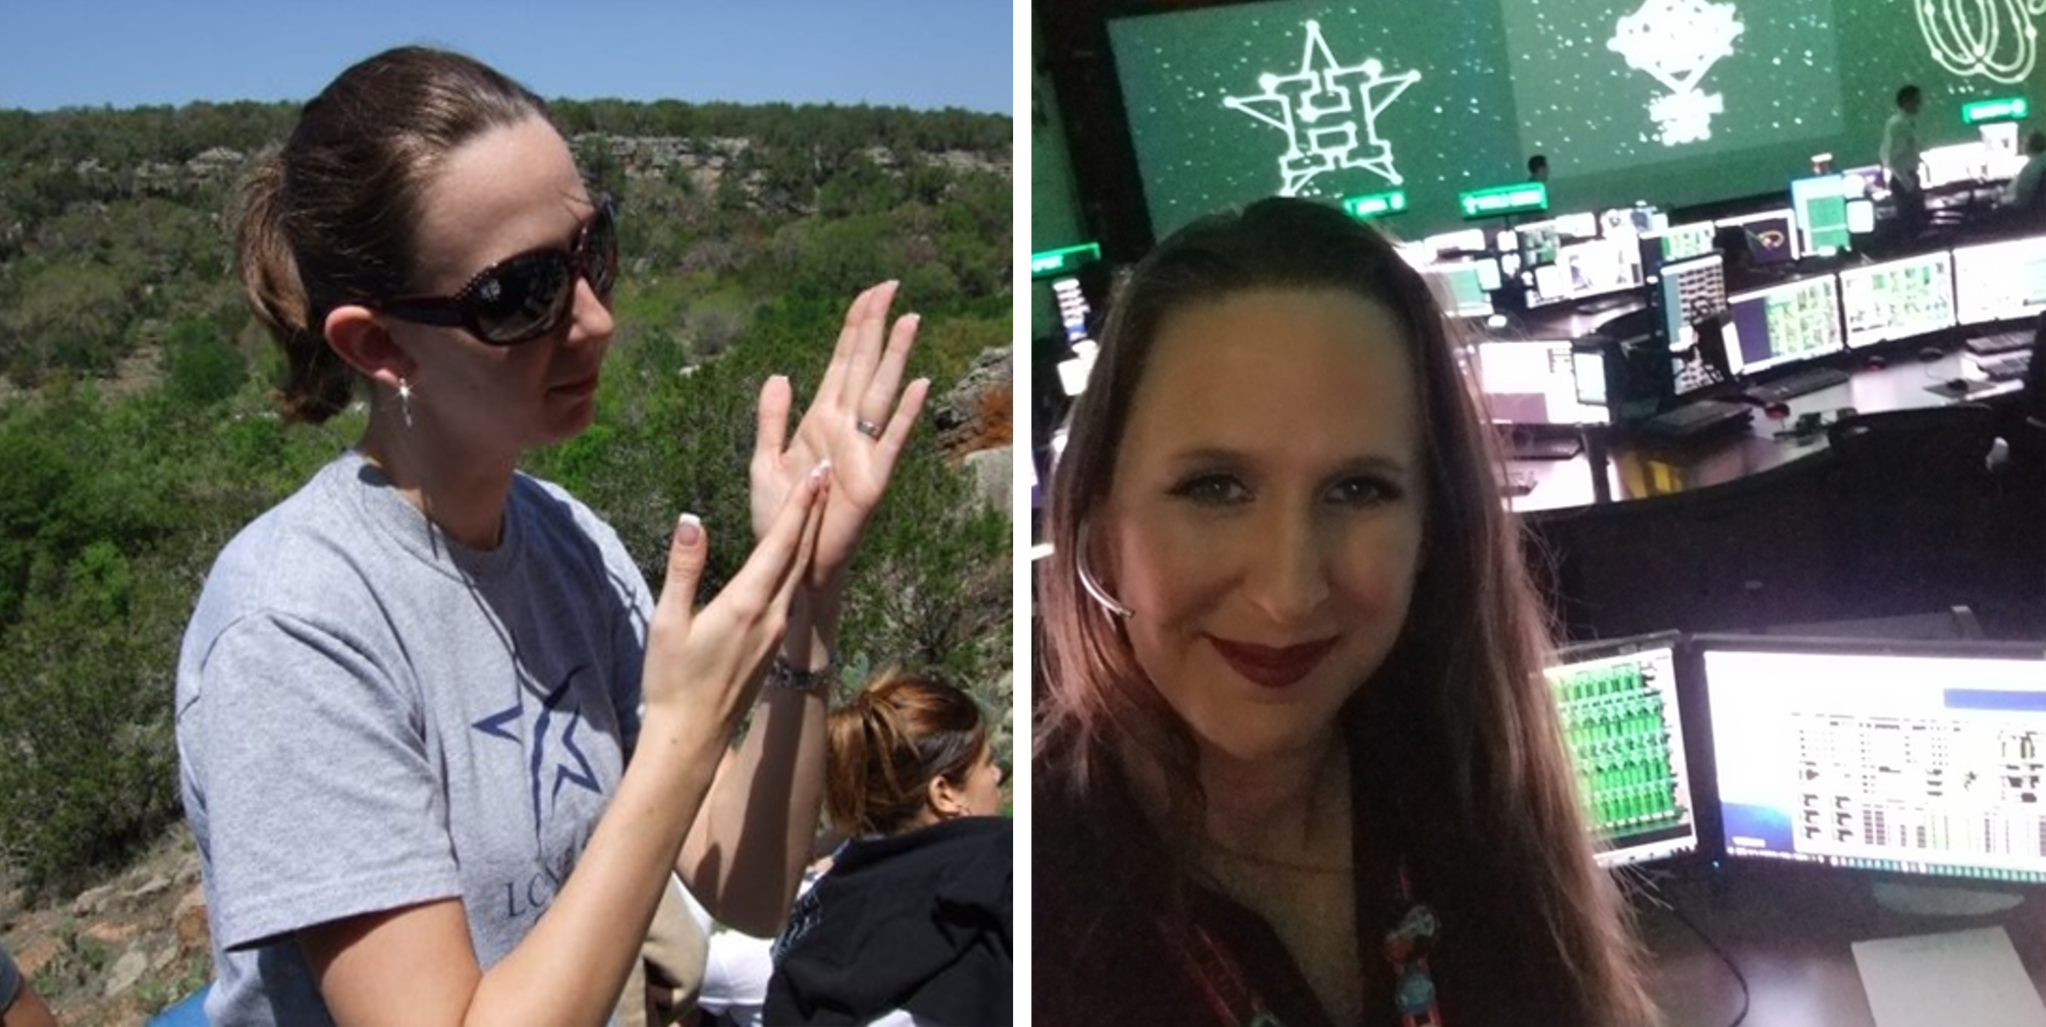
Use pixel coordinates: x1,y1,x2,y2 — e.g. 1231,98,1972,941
766,816,1012,1025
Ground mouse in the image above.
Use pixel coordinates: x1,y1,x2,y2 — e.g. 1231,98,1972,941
1864,354,1888,370
1764,401,1791,419
1919,345,1945,362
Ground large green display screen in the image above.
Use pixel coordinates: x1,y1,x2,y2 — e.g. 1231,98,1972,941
1501,0,1841,175
1106,0,2041,238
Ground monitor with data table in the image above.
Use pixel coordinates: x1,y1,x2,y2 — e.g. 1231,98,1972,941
1723,275,1843,377
1838,251,1956,349
1953,236,2046,326
1546,633,1698,869
1697,636,2046,887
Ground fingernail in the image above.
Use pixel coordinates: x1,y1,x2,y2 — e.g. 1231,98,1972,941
811,460,833,485
906,312,922,324
675,513,702,544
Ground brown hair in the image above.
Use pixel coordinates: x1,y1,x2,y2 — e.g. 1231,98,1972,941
826,670,990,837
235,46,547,423
1035,197,1654,1025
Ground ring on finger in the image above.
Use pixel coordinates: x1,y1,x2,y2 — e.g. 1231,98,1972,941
855,417,884,440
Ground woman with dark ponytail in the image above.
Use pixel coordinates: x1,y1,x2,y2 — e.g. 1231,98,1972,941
764,671,1011,1026
175,46,929,1026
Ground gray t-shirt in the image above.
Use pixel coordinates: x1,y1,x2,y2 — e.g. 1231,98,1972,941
176,448,651,1025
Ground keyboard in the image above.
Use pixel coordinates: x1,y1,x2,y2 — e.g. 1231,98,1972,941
1743,366,1852,405
1979,352,2032,382
1965,330,2033,355
1638,399,1753,439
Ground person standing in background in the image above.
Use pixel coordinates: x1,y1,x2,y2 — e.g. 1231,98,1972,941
1882,85,1926,240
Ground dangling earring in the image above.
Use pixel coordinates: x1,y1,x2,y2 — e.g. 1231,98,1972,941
397,378,414,429
1075,520,1133,619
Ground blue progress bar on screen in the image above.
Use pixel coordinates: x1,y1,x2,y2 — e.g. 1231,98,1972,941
1944,689,2046,713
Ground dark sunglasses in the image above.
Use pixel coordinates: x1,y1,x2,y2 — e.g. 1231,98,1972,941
372,196,618,346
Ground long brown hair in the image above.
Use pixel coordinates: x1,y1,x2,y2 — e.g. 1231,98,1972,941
234,46,547,423
1034,197,1654,1025
827,670,990,837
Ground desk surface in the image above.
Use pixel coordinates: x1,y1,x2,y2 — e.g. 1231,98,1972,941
1644,870,2046,1026
1505,350,2021,515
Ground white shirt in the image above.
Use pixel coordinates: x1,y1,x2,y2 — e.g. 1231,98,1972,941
1881,111,1922,189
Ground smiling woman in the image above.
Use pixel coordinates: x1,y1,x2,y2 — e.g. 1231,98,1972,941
1033,197,1657,1027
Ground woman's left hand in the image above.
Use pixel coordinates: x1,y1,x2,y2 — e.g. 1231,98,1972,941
751,280,929,591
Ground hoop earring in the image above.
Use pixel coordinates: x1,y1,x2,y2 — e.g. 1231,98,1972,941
1074,521,1133,619
397,378,414,429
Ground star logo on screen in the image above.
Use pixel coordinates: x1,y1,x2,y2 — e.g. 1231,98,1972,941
1221,19,1421,197
1609,0,1745,146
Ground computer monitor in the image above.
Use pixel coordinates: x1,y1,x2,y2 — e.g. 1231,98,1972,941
1599,206,1661,238
1644,222,1718,265
1723,275,1844,377
1657,255,1732,395
1557,238,1644,301
1546,633,1698,868
1473,339,1610,425
1554,211,1601,240
1426,260,1499,318
1696,636,2046,887
1920,141,1991,190
1838,251,1956,349
1791,175,1852,255
1715,209,1799,265
1424,227,1490,259
1952,236,2046,325
1839,164,1888,200
1517,221,1561,267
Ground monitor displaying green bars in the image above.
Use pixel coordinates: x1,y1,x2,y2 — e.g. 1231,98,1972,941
1543,638,1699,868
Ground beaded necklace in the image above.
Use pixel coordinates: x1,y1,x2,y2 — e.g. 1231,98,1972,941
1183,862,1443,1027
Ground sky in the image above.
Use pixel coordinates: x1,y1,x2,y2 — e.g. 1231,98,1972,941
0,1,1014,114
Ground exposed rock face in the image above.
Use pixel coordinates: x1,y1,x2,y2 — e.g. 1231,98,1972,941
933,347,1012,460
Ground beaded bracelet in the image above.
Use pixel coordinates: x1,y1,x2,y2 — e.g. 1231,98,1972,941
764,652,838,693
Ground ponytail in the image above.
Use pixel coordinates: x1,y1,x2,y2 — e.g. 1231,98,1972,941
824,670,988,837
235,149,353,423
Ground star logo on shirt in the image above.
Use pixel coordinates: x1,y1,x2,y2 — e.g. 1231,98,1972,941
473,664,605,835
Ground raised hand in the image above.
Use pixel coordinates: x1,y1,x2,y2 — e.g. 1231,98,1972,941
644,462,830,724
750,280,930,590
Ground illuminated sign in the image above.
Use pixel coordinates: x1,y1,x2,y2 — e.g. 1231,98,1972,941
1459,182,1549,220
1341,190,1409,219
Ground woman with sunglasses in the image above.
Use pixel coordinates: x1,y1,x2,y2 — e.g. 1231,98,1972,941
175,47,927,1026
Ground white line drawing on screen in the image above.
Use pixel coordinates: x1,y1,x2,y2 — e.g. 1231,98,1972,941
1917,0,2046,85
1608,0,1745,146
1221,19,1421,196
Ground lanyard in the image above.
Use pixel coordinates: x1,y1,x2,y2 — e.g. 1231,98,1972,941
1183,863,1444,1027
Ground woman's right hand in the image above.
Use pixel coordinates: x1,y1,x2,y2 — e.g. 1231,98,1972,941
642,461,831,726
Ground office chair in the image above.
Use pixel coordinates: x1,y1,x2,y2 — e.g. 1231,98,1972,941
1823,403,2002,615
